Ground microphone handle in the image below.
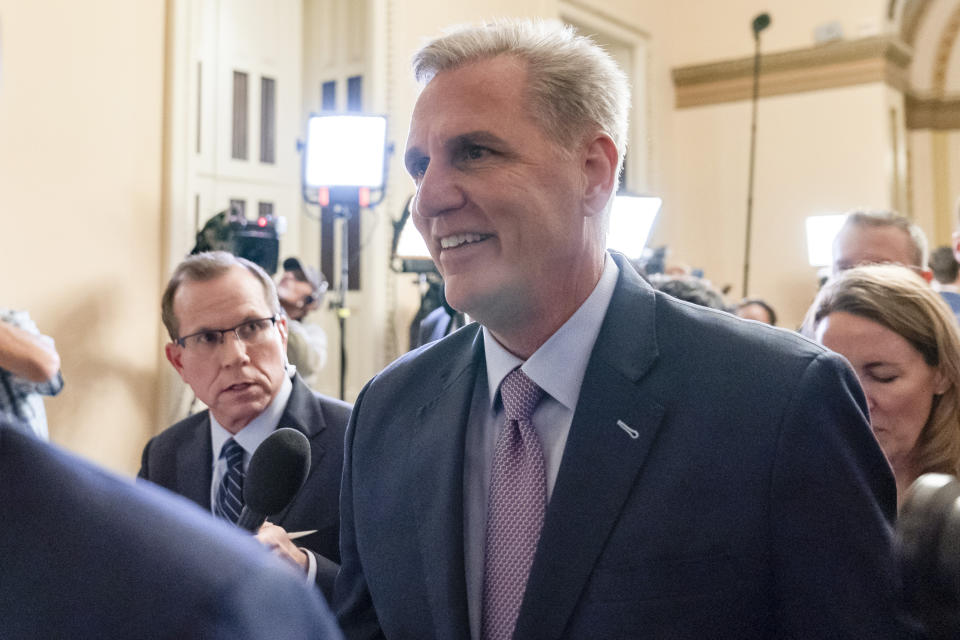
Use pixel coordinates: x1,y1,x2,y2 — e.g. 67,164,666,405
236,506,267,532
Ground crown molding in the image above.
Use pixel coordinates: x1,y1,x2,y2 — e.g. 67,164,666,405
673,36,913,108
907,94,960,129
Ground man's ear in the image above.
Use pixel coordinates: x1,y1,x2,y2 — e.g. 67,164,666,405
953,230,960,264
276,315,289,350
581,133,619,217
165,342,186,379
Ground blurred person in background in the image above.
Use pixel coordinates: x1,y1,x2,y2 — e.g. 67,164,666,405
928,245,960,323
736,298,777,326
648,273,729,311
808,264,960,503
277,257,328,388
0,307,63,440
832,210,931,281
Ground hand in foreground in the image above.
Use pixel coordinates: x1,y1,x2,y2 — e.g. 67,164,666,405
256,521,308,572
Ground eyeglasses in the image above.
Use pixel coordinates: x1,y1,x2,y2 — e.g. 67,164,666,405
176,316,278,352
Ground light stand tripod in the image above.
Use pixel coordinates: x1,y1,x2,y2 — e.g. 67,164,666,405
742,12,771,298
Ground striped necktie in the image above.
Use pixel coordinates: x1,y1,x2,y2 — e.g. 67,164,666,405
215,438,245,524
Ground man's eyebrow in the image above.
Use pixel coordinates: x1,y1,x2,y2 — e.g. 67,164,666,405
448,131,508,150
404,130,513,176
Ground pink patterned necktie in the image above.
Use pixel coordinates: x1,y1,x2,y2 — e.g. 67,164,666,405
481,367,546,640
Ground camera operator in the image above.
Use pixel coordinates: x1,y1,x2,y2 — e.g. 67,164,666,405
277,257,327,388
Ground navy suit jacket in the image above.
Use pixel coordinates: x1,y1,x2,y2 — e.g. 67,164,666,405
335,254,910,639
139,374,350,595
0,423,343,639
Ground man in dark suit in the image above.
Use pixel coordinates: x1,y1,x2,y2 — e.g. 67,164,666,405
1,420,343,639
140,251,350,597
334,19,912,639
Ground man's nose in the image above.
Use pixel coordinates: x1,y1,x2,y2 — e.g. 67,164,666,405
217,330,251,365
414,162,465,219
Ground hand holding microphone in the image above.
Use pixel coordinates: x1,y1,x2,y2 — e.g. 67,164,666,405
234,428,313,571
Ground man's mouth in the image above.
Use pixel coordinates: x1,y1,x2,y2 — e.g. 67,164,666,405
224,382,253,393
439,233,491,249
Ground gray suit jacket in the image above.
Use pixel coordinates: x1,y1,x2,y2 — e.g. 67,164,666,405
335,253,911,639
140,374,350,596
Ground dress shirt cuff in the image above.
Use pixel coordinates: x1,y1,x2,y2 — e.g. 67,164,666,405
302,547,317,584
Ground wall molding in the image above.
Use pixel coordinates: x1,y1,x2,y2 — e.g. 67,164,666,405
673,36,913,108
907,95,960,129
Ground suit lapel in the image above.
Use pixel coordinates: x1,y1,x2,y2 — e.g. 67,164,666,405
517,256,666,639
408,330,484,639
272,376,327,524
176,414,214,510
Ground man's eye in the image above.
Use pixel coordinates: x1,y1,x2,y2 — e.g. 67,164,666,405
464,145,489,160
409,158,429,179
197,332,221,345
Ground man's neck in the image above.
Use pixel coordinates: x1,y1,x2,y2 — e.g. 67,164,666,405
485,255,606,359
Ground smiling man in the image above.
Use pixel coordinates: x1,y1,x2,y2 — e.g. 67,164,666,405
139,251,350,597
335,19,914,640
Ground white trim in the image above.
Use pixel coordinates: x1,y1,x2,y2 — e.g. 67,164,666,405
558,1,653,192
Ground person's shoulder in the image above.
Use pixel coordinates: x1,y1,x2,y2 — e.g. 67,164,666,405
310,390,353,426
146,409,210,450
378,321,480,384
354,322,481,412
0,424,339,638
650,289,828,368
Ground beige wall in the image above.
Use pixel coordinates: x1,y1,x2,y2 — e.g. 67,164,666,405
663,83,898,327
0,0,167,473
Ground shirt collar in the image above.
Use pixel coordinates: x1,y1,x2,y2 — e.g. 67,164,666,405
210,367,295,461
483,254,619,410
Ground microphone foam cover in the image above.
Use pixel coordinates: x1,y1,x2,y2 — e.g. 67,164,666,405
243,428,311,516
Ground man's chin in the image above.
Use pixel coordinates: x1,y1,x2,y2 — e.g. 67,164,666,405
212,407,264,434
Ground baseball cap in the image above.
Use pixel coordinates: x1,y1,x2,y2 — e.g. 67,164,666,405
282,257,328,298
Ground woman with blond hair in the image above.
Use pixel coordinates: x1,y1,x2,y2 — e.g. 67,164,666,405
807,263,960,503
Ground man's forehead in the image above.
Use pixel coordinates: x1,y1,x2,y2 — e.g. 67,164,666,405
834,225,917,267
174,267,270,326
406,57,530,141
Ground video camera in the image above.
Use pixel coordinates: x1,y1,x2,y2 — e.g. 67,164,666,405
190,205,282,275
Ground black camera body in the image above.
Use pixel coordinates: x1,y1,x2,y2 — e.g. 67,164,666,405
191,207,280,275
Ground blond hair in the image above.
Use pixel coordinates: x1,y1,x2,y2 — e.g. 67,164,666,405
412,18,630,181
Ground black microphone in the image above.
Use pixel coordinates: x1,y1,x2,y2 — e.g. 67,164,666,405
752,13,771,38
236,428,311,532
898,473,960,638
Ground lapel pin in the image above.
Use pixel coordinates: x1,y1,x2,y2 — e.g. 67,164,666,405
616,420,640,439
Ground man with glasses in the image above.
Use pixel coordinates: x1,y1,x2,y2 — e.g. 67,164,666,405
139,251,350,597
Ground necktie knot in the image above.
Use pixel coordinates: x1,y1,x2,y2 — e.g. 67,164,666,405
500,367,543,424
221,438,244,464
